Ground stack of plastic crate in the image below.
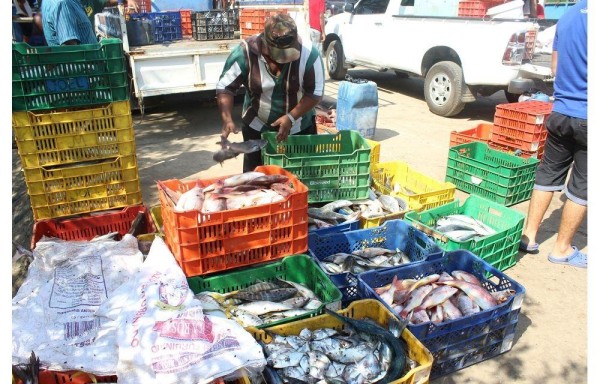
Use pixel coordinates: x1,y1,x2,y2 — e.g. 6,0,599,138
12,39,143,223
489,101,553,160
128,11,183,42
458,0,504,17
239,8,287,39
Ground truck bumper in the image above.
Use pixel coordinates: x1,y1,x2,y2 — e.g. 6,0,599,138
508,64,554,94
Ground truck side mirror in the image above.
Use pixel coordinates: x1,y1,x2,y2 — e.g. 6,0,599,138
343,3,354,12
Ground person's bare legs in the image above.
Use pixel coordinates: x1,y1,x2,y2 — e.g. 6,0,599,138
551,198,587,258
521,189,554,247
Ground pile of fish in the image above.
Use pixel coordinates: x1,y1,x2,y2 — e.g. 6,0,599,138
194,279,324,328
308,189,408,231
255,309,416,384
433,214,497,242
321,247,412,275
373,271,515,325
379,171,418,197
158,171,296,213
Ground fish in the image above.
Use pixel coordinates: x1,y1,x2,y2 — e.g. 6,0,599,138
220,137,268,154
490,289,516,303
441,280,498,310
441,298,463,321
201,190,227,213
321,200,354,212
430,304,444,323
212,147,239,165
236,300,294,316
452,292,480,316
157,180,181,205
438,271,455,282
410,308,430,325
324,308,406,383
443,229,480,242
278,279,319,300
308,207,348,221
436,214,496,236
377,194,401,213
246,174,290,186
174,181,204,212
12,351,39,384
451,270,482,285
281,296,310,308
228,308,264,327
399,285,434,319
270,182,296,197
193,292,223,311
233,287,298,302
268,351,306,368
415,286,459,311
351,247,396,258
407,274,440,293
204,171,265,192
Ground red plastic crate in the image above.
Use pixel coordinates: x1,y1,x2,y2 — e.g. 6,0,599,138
180,9,192,36
458,0,503,17
31,204,154,249
449,123,493,147
157,165,309,277
240,8,287,39
489,141,544,160
494,101,553,125
491,122,547,152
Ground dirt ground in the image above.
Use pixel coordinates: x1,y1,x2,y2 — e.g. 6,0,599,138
11,68,587,383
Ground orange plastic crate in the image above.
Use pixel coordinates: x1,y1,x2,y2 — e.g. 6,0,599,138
158,165,308,277
180,9,192,36
489,141,544,160
240,8,286,39
491,122,547,152
449,123,493,147
458,0,503,17
494,101,553,124
31,204,153,249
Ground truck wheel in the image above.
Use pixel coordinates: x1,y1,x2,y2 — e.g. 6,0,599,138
504,90,521,103
326,40,347,80
424,61,466,117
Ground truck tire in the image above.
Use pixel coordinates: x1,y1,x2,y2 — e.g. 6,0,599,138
424,61,466,117
326,40,347,80
504,90,521,103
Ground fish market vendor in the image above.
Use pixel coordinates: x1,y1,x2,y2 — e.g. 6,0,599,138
216,13,325,172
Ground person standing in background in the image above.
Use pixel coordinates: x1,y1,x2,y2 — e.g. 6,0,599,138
519,0,587,268
79,0,139,29
216,13,325,172
41,0,98,45
308,0,326,49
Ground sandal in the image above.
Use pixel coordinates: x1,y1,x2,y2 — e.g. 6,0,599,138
547,246,587,269
519,239,539,253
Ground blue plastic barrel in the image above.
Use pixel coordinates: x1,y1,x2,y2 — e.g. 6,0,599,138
336,79,379,139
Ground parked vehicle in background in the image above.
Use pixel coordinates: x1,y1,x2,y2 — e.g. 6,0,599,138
323,0,548,117
325,0,349,20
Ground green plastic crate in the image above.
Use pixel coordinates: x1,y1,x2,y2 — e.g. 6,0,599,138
404,195,524,273
261,131,371,203
12,39,129,112
187,254,343,328
445,142,538,206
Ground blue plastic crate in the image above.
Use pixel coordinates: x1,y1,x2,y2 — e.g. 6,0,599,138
129,12,183,42
308,219,360,236
357,250,526,379
308,219,443,305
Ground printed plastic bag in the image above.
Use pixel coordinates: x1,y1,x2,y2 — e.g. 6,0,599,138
12,235,144,374
96,236,266,384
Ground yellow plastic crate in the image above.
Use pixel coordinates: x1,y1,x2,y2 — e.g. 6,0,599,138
372,161,456,211
23,155,142,220
247,299,433,384
150,204,164,233
13,101,135,168
365,138,380,165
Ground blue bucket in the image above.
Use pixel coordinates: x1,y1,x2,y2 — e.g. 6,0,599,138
336,79,379,139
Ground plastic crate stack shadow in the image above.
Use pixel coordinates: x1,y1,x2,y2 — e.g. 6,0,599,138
239,8,287,39
261,130,372,204
489,101,553,160
308,219,443,306
12,39,143,222
192,10,236,41
458,0,504,17
129,11,183,42
247,299,434,384
157,165,309,277
404,195,525,273
444,141,539,206
358,250,526,379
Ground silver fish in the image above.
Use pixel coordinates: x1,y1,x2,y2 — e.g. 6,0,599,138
441,298,463,321
441,280,497,310
233,287,297,302
229,308,264,327
269,351,306,368
451,270,482,285
236,300,293,316
308,207,348,221
204,171,265,192
417,286,459,310
377,194,401,213
400,285,435,318
278,279,319,300
321,199,354,212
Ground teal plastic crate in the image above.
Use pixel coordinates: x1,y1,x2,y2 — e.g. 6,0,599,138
261,131,371,203
12,39,129,112
404,195,525,273
186,254,343,329
445,142,538,206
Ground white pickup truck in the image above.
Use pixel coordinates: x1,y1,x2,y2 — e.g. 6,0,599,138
323,0,545,116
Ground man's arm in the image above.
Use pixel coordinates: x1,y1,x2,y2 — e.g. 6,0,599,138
215,44,248,138
551,51,558,77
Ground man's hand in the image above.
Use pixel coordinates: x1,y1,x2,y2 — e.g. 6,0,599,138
271,114,293,143
221,120,239,139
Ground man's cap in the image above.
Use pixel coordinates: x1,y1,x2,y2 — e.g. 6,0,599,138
262,13,301,64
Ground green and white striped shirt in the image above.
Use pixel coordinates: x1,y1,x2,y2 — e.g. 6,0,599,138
216,35,325,133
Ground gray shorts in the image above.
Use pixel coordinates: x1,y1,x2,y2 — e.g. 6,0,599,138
534,111,587,205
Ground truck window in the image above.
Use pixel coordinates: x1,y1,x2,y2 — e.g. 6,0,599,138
354,0,390,14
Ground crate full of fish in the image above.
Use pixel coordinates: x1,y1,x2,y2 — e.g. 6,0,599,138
358,250,525,379
187,254,342,329
157,165,309,276
12,101,135,168
372,161,456,212
404,195,524,272
445,142,539,206
247,299,433,384
261,130,371,203
308,219,443,305
12,39,129,112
